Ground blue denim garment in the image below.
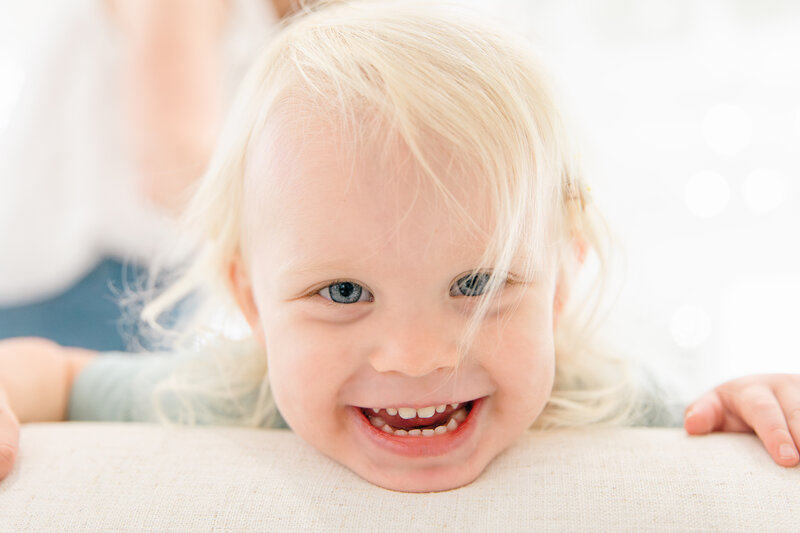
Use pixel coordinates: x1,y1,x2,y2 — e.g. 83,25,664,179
0,258,141,351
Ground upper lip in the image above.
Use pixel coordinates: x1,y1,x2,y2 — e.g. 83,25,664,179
355,397,481,410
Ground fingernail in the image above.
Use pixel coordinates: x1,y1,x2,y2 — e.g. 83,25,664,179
684,407,697,419
778,444,798,461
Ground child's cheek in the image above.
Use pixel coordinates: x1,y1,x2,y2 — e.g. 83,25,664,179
487,323,556,425
264,326,357,437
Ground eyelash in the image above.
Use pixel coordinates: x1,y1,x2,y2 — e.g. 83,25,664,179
315,271,517,305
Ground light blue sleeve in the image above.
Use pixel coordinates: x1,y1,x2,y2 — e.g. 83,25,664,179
67,352,195,423
67,350,289,429
633,367,686,428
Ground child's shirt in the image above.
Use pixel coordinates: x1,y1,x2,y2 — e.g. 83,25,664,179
68,350,289,429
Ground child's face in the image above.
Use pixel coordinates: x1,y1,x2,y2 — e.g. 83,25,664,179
233,118,561,492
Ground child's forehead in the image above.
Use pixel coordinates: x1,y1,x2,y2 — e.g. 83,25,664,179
239,112,558,282
243,112,497,246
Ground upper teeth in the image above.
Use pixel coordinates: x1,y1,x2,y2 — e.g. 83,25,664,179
368,407,468,438
374,403,462,419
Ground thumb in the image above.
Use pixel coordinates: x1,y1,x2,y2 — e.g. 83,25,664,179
0,387,21,481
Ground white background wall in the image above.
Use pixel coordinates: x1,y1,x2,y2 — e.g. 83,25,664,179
1,1,798,401
473,0,800,400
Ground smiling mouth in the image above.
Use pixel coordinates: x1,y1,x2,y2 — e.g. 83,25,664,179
359,401,475,437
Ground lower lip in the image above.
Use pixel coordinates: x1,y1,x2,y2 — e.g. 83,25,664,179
347,398,485,458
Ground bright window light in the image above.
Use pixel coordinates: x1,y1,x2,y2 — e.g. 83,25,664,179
741,168,786,214
684,170,730,218
702,103,752,156
670,304,712,350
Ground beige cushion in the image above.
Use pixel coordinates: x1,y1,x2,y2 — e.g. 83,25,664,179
1,423,798,532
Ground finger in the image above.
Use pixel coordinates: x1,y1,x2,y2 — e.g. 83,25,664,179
684,391,720,434
774,382,800,467
684,390,749,435
0,389,21,481
725,385,799,467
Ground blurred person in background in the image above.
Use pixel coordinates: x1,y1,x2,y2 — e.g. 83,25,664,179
0,0,297,350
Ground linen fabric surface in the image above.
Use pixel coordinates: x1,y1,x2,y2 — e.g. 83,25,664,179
1,425,798,532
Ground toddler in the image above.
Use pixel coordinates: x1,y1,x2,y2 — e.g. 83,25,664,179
0,0,797,493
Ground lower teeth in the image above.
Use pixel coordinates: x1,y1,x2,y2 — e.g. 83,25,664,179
368,407,467,437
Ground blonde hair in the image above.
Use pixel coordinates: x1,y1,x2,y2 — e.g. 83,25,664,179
140,0,649,429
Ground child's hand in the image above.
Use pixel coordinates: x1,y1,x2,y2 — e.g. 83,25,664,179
0,337,96,482
0,386,20,481
684,374,800,467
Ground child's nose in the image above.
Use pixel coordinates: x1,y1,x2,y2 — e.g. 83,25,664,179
367,315,459,377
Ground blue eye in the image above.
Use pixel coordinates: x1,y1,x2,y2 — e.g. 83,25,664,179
450,272,492,297
319,281,373,304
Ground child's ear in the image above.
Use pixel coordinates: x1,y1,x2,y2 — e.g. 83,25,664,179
228,252,266,345
553,234,588,327
553,277,568,328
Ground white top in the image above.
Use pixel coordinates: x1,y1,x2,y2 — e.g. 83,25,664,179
0,0,276,305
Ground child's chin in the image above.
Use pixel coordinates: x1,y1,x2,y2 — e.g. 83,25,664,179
354,461,487,493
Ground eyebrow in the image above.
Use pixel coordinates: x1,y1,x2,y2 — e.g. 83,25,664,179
276,258,358,281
